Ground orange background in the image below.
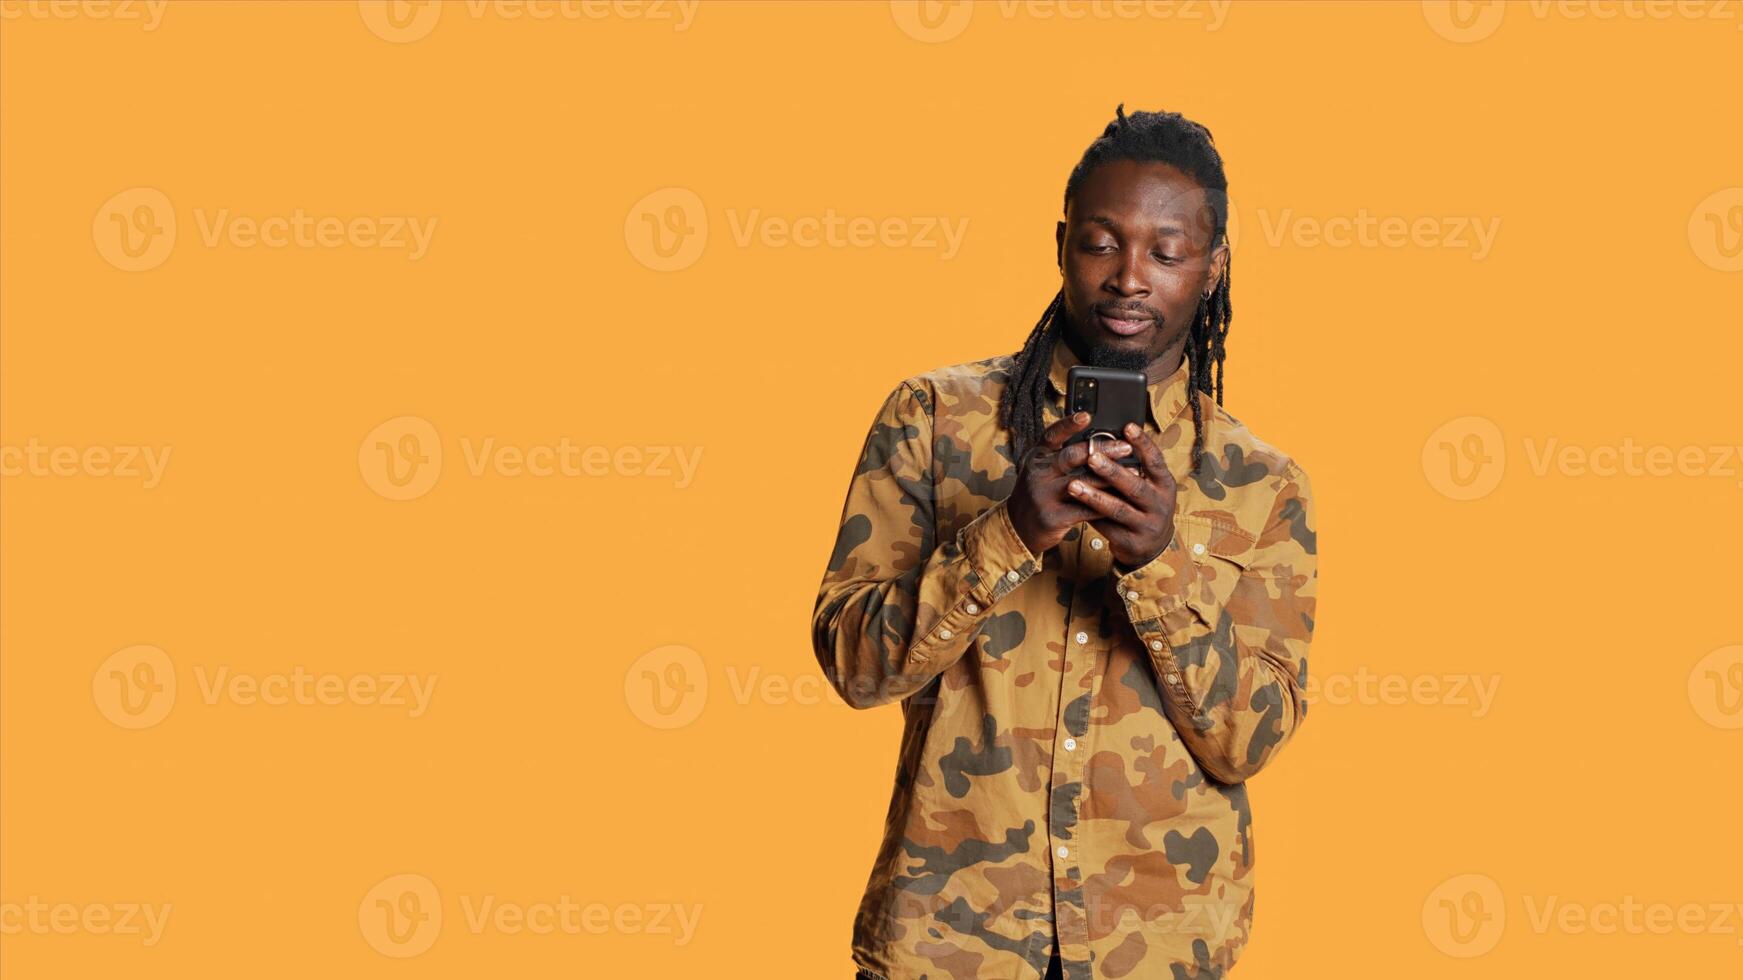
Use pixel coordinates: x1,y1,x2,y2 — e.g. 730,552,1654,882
3,1,1741,976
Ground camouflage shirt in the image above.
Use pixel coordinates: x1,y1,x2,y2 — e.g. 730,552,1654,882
811,335,1318,979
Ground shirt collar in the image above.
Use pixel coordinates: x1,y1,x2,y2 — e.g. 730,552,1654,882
1045,332,1195,429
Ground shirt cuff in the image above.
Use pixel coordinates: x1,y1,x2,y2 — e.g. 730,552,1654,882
959,497,1041,605
1113,521,1202,635
906,500,1042,667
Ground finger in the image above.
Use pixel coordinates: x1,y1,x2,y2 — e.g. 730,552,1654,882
1045,469,1113,500
1055,437,1131,476
1065,475,1145,528
1038,493,1103,530
1122,422,1175,491
1085,448,1154,504
1039,411,1094,451
1055,503,1104,528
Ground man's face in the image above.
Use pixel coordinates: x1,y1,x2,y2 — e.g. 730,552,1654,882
1055,158,1229,371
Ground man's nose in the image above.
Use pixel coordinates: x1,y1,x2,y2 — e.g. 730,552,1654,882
1103,249,1149,297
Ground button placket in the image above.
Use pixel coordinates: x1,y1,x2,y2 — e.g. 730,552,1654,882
1052,617,1080,913
1049,594,1098,928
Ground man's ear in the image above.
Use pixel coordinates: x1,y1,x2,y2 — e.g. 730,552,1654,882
1206,242,1230,295
1055,221,1066,271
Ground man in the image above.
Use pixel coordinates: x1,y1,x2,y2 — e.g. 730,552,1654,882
812,106,1317,979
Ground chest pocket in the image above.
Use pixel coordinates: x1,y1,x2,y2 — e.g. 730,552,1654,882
1175,514,1257,627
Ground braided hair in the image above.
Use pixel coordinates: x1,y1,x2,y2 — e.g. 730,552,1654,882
998,105,1234,480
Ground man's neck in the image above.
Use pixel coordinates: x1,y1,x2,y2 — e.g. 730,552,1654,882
1142,347,1187,386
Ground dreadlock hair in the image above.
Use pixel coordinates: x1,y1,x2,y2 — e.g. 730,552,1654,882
998,104,1234,480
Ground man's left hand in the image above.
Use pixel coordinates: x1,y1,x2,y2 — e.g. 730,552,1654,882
1067,421,1179,570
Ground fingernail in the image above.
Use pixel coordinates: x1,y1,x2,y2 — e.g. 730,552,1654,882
1069,480,1084,493
1125,422,1139,436
1075,411,1089,423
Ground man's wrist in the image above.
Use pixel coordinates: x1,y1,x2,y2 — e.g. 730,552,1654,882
1006,497,1044,558
1114,523,1174,574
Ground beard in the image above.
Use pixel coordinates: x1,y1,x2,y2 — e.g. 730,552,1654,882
1062,317,1150,372
1057,298,1159,372
1085,343,1148,372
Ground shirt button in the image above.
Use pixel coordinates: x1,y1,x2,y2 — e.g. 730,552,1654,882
1006,569,1021,582
1150,639,1163,651
1191,542,1207,556
1089,537,1104,551
939,628,953,640
1063,738,1076,751
1057,846,1069,859
1166,672,1181,684
1074,631,1088,645
965,602,979,615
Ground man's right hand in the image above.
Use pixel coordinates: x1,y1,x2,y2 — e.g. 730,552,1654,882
1006,410,1132,556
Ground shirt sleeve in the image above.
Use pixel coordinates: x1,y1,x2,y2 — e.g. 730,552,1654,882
811,380,1042,709
1114,461,1318,782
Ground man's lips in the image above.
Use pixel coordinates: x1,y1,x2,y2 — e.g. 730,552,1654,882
1096,310,1156,337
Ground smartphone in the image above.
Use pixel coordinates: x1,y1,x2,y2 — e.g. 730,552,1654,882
1063,364,1146,471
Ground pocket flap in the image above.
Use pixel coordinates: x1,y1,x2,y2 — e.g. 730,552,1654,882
1176,516,1257,627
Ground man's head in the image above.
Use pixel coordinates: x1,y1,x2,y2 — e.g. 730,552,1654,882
1056,157,1228,373
1000,105,1234,474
